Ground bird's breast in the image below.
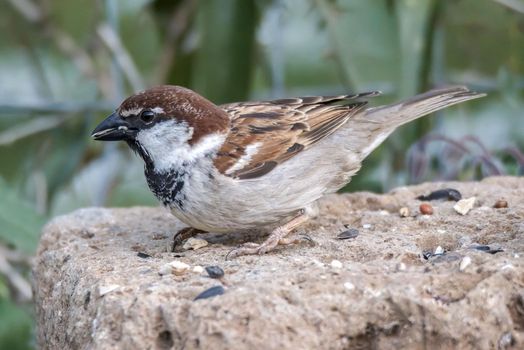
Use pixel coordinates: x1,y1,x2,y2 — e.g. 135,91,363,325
144,165,188,209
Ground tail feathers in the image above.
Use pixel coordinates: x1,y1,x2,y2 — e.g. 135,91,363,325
363,85,485,128
344,86,485,159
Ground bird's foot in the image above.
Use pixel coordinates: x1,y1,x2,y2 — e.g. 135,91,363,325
171,227,207,252
226,212,309,259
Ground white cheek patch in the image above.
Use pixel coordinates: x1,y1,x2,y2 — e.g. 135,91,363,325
120,107,143,118
136,120,225,172
225,142,261,175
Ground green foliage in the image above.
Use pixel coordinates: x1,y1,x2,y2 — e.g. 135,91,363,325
0,300,33,350
192,0,260,103
0,178,45,253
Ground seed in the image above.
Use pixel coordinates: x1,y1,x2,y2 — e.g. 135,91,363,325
193,286,225,301
419,203,433,215
494,200,508,209
205,265,225,279
417,188,462,201
337,228,359,240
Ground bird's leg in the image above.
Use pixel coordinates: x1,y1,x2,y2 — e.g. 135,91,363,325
226,210,309,259
172,227,207,252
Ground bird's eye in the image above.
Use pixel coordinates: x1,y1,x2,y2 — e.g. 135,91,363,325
139,110,155,124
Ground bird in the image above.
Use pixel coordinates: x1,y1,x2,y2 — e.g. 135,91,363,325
91,85,484,258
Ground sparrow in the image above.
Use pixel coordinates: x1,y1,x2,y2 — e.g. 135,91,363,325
91,85,484,258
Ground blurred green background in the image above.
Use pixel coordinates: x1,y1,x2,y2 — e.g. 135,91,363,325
0,0,523,348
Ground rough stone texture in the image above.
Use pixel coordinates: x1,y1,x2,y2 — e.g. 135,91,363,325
34,176,524,350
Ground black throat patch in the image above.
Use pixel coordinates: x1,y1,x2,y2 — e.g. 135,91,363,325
144,164,187,209
128,139,187,209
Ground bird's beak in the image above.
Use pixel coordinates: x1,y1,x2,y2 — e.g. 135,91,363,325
91,112,135,141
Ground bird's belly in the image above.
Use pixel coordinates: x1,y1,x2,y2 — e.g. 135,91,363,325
169,160,358,232
168,182,302,233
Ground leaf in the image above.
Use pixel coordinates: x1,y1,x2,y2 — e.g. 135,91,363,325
0,300,33,350
0,178,45,253
316,0,400,92
395,0,437,97
191,0,260,103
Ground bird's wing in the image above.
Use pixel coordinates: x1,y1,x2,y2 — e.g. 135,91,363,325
214,92,379,179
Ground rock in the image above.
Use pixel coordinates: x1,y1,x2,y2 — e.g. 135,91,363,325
33,176,524,349
182,237,208,250
454,197,476,215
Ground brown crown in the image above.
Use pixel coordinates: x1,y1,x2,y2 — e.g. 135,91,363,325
118,85,230,144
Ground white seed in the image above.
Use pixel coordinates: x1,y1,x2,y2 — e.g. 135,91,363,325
399,207,410,217
459,256,472,271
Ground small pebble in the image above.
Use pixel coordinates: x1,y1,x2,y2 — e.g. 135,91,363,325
159,260,190,276
459,256,472,271
343,282,355,290
158,263,173,276
493,199,508,209
399,207,410,217
192,265,204,273
417,188,462,201
205,265,225,279
194,286,225,301
171,260,191,275
419,203,433,215
434,246,444,255
330,260,343,269
337,228,359,240
362,224,372,229
98,284,119,296
137,252,151,259
182,237,208,250
454,197,476,215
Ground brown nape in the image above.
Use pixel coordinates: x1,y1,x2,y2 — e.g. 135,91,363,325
119,85,230,144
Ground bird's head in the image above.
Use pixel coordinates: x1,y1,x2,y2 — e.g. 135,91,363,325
91,85,230,169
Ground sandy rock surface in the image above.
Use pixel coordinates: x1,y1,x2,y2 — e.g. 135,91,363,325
34,176,524,350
